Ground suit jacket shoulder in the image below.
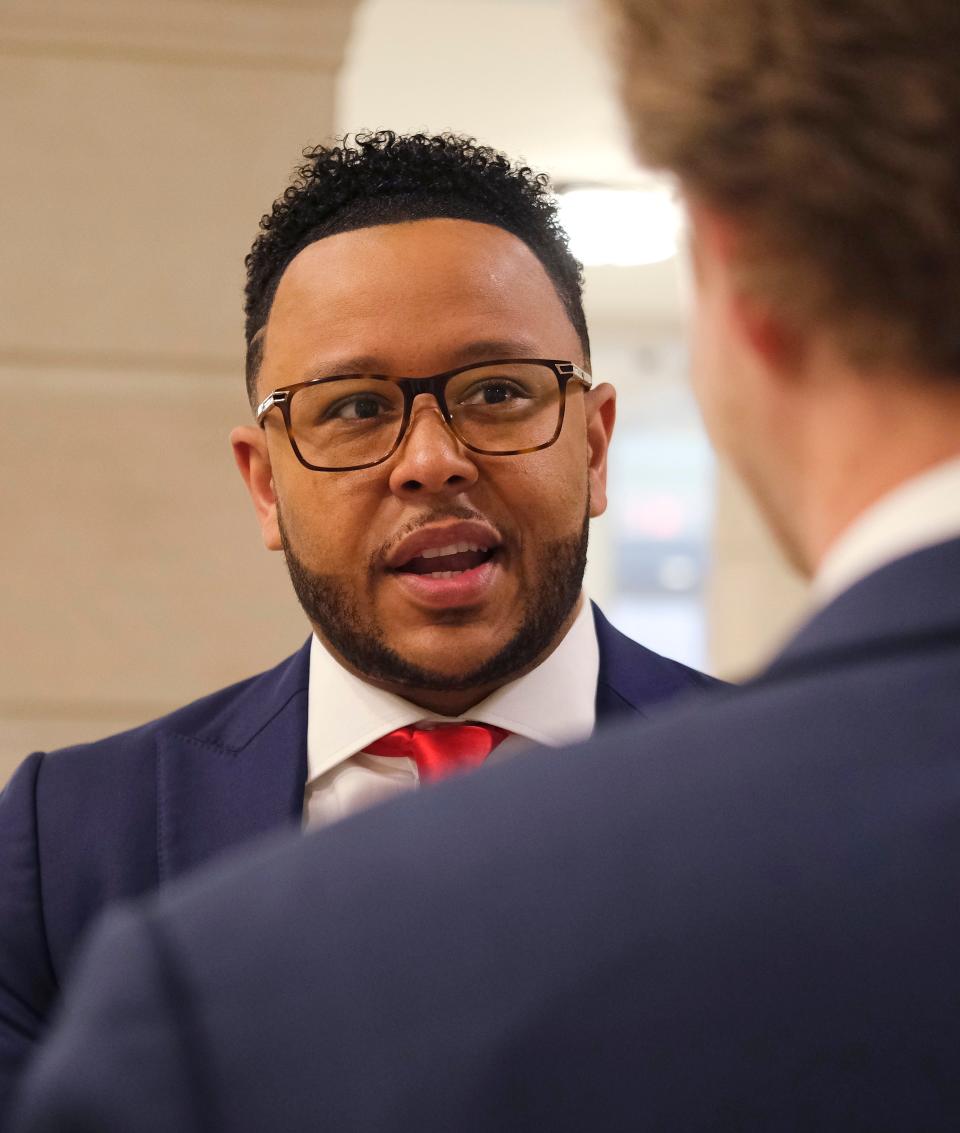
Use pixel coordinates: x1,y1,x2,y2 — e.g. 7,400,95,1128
31,641,310,963
0,642,310,1128
592,601,723,723
1,616,718,1130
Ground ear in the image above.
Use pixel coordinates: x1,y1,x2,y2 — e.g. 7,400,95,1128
687,196,805,377
729,291,806,378
231,425,282,551
583,382,616,518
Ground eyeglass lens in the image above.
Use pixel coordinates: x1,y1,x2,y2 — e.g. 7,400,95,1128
287,362,563,468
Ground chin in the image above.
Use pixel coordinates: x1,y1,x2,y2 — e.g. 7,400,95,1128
396,629,504,671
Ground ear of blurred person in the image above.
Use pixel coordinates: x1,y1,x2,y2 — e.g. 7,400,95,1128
685,196,960,576
10,0,960,1130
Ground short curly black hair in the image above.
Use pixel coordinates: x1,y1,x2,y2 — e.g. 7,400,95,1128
243,131,589,403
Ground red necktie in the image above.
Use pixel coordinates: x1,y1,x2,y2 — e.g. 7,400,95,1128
365,723,510,782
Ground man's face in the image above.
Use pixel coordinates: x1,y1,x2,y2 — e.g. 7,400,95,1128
233,219,615,709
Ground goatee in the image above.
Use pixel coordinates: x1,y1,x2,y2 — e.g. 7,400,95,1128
277,504,589,694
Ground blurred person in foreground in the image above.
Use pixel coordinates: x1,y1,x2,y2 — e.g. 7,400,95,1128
13,1,960,1129
0,131,722,1125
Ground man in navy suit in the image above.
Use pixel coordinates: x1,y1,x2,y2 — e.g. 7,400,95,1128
11,0,960,1129
0,132,719,1125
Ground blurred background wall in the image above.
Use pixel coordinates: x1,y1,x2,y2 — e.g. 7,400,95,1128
1,0,807,787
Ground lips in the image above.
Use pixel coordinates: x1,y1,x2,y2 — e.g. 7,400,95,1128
399,541,495,577
384,521,505,608
386,522,503,577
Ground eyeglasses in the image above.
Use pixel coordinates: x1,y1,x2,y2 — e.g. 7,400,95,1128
255,358,593,472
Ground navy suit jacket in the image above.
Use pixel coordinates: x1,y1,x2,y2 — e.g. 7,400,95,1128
0,604,716,1126
10,539,960,1133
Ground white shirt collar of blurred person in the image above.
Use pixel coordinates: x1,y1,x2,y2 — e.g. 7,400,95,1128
813,454,960,608
303,594,599,830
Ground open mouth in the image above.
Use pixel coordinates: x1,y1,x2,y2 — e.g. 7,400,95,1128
393,542,498,579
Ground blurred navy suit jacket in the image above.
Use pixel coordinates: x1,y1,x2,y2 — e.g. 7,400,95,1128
0,603,717,1127
10,539,960,1132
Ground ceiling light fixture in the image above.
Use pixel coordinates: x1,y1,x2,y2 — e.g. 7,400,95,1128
556,185,684,267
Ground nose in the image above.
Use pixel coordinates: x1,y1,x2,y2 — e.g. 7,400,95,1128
387,397,479,500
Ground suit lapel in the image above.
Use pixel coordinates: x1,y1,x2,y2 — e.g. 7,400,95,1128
592,604,657,724
593,602,722,725
595,665,646,723
156,641,311,882
594,604,653,724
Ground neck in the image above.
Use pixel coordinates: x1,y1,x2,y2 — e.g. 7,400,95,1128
790,367,960,574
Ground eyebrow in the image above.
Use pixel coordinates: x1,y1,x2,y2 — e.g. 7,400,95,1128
299,338,545,380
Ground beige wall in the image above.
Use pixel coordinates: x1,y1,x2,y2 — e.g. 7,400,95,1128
1,0,357,783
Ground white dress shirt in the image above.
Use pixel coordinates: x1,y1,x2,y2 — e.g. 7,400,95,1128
303,596,600,830
812,455,960,607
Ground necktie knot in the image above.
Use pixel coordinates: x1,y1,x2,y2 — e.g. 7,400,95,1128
366,722,510,782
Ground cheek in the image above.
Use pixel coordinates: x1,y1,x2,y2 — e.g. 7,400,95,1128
276,473,379,563
495,449,588,540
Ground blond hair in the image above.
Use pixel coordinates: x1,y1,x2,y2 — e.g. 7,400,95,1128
606,0,960,377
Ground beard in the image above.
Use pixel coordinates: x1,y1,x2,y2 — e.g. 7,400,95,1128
277,502,590,694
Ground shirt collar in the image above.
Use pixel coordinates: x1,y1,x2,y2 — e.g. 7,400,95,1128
812,455,960,608
306,595,599,786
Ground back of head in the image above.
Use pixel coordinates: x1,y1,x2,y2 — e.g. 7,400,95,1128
606,0,960,381
244,131,589,402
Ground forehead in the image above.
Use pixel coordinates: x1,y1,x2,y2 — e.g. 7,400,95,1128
260,218,581,383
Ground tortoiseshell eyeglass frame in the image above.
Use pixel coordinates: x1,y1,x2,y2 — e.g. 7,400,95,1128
254,357,593,472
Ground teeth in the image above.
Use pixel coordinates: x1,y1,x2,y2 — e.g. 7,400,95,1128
420,541,489,560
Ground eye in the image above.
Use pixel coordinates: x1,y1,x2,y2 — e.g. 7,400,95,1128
458,378,530,407
325,394,394,421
